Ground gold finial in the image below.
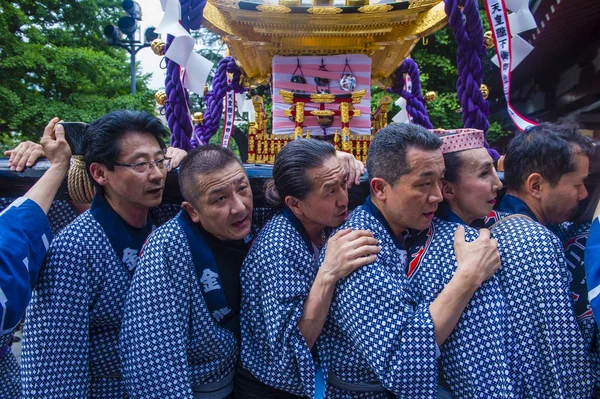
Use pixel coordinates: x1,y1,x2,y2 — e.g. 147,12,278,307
480,84,489,100
193,112,204,125
154,90,167,106
484,31,494,50
151,39,166,56
424,91,437,103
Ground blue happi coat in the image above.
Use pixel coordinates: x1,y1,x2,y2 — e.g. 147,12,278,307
121,213,238,398
406,215,515,398
20,201,177,399
0,198,79,235
240,209,319,398
489,195,595,397
587,217,600,331
319,198,438,399
0,198,53,399
120,207,274,398
555,221,600,392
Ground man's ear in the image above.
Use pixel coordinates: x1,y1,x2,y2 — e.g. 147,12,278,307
441,180,456,200
182,201,201,224
370,177,388,202
89,163,109,187
525,173,544,199
284,195,303,218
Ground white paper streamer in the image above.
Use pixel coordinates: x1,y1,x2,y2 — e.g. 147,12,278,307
485,0,537,132
155,0,212,95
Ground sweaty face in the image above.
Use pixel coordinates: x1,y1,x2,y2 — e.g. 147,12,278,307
540,152,589,224
295,156,349,230
189,162,253,241
103,131,166,211
386,148,445,233
445,148,503,224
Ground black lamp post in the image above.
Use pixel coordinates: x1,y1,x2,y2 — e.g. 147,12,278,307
104,1,159,95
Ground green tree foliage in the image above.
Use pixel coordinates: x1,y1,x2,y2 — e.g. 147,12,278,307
0,0,155,151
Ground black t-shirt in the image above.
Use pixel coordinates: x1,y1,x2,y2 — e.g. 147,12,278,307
201,229,249,316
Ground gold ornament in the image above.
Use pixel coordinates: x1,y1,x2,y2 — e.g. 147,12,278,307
151,39,165,56
256,4,291,13
154,90,167,106
306,6,343,14
424,91,437,103
480,84,489,100
193,112,204,125
358,4,394,13
484,31,494,50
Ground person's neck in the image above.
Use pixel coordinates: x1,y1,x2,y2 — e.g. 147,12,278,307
506,190,546,225
371,196,407,242
446,201,475,225
104,193,149,228
297,215,325,247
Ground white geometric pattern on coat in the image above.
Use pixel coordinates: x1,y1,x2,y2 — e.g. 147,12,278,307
20,205,177,399
406,218,516,398
120,214,238,399
240,212,318,398
492,213,595,398
319,206,438,399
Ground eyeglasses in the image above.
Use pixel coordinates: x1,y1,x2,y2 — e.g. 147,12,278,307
114,157,172,173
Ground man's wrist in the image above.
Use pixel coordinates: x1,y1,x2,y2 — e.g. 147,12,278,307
452,267,481,293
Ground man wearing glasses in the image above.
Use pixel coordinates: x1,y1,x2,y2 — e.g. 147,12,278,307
21,111,185,399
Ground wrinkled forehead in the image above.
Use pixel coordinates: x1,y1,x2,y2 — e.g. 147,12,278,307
309,156,344,188
197,162,248,195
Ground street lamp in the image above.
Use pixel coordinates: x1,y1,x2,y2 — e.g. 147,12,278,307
104,1,159,95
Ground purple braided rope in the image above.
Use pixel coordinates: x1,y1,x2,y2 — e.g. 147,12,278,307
193,56,245,145
164,35,193,151
179,0,206,31
389,58,433,129
445,0,500,159
163,0,206,149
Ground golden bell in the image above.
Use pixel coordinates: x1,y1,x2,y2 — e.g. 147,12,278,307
193,112,204,125
151,39,166,56
484,31,494,50
424,91,437,103
154,90,167,106
480,84,489,100
204,85,209,97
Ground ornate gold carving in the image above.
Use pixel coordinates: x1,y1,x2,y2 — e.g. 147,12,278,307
351,89,367,104
306,6,343,14
310,110,335,116
358,4,393,13
408,0,441,9
256,4,291,13
353,109,361,117
295,102,305,124
279,90,295,104
310,93,336,103
340,102,350,123
341,127,351,151
284,109,293,117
